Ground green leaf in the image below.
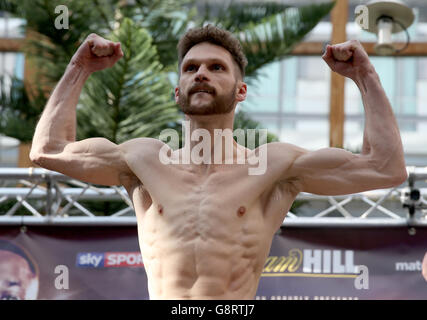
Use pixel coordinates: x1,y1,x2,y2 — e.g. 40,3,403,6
0,76,45,142
77,18,180,144
237,1,335,80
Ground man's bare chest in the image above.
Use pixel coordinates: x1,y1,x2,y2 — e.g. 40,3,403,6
137,163,266,205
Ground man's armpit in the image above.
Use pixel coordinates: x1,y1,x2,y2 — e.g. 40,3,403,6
119,171,140,188
281,175,303,196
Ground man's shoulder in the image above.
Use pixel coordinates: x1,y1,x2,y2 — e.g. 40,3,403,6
265,141,306,161
118,138,167,186
118,138,170,169
119,137,166,154
263,142,311,187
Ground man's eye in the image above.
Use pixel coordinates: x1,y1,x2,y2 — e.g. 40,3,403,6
185,65,196,72
213,64,224,70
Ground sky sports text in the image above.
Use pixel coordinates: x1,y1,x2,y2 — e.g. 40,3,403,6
76,252,144,268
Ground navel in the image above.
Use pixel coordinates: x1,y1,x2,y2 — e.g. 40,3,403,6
237,206,246,217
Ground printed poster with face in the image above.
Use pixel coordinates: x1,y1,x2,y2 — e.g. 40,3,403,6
0,225,426,300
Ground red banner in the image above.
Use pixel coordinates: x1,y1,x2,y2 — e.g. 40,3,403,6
0,225,426,300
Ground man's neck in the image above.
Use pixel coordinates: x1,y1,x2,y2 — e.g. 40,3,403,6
181,112,245,170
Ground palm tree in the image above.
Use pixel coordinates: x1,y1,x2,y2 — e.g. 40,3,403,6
0,0,334,215
1,0,335,144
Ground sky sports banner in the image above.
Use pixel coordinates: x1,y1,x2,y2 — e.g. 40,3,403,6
0,225,426,300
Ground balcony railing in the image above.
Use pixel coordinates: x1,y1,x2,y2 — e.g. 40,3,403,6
0,167,426,227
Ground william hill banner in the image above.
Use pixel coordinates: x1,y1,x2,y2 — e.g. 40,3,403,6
0,225,426,300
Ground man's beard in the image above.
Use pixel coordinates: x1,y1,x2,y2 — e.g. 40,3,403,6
177,83,237,115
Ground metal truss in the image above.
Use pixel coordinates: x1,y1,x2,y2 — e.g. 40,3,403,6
0,167,426,227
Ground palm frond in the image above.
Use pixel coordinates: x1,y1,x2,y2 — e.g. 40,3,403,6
128,0,197,70
237,1,335,79
77,18,180,144
0,0,18,14
200,0,293,33
0,75,45,142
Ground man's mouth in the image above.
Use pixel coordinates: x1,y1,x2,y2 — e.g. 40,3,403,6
189,86,215,95
194,90,212,94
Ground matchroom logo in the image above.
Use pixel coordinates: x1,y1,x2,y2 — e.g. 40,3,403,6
395,260,423,272
262,249,369,289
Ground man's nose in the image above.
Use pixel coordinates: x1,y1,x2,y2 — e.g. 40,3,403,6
194,65,209,82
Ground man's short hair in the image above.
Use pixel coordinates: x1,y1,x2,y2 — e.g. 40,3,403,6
177,24,248,79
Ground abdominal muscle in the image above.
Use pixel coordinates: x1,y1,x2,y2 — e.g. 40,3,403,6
137,197,272,300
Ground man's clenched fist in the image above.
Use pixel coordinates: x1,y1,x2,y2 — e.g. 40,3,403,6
70,33,124,74
322,40,374,82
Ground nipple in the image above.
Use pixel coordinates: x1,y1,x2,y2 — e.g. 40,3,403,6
237,206,246,217
158,204,163,215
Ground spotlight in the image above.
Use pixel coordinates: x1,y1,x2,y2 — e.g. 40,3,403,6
357,0,415,55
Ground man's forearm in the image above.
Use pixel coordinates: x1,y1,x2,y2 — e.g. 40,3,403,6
31,62,90,155
354,67,406,178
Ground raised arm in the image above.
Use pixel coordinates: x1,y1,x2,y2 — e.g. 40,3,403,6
29,33,131,186
282,40,407,196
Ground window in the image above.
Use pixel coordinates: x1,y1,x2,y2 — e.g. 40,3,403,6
0,11,25,38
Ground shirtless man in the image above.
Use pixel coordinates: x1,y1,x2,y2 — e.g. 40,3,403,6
30,25,407,299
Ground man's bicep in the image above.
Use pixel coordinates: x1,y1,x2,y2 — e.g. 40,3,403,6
33,138,132,186
288,147,399,195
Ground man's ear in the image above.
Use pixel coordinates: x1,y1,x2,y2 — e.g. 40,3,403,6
174,87,180,104
236,81,247,103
